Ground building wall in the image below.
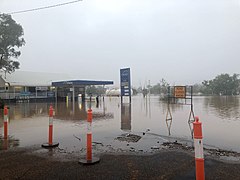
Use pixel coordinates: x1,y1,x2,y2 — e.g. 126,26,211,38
0,76,5,87
0,84,54,100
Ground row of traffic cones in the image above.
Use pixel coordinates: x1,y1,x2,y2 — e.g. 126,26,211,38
2,105,204,174
2,105,100,165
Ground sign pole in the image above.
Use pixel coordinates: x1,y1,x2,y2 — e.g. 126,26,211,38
120,68,131,104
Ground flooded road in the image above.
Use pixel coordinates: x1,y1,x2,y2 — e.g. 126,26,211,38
0,95,240,154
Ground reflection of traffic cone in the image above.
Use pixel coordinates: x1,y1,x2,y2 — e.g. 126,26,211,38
42,105,59,148
193,116,205,180
66,96,69,108
4,106,8,139
79,109,100,165
3,138,8,150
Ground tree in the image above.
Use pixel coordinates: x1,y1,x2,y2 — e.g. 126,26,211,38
150,83,160,95
132,87,138,95
202,73,240,95
0,13,25,73
192,83,205,94
159,78,169,95
145,78,169,95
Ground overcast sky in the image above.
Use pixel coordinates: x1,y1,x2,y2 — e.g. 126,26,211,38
1,0,240,87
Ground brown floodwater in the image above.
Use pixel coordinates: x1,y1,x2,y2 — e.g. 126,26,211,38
0,95,240,154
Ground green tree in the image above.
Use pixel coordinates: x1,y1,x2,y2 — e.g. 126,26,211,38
132,87,138,95
149,83,160,94
146,79,169,95
202,74,240,95
159,78,169,95
0,13,25,73
192,83,205,94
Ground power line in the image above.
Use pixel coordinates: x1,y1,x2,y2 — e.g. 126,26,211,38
8,0,82,15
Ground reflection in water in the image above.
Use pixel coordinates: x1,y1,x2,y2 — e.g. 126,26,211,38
6,103,50,120
2,96,240,153
165,111,193,138
204,96,240,120
55,101,113,121
164,98,195,137
188,104,195,123
55,102,87,120
0,103,58,122
165,101,173,136
143,97,151,118
166,118,172,136
97,98,106,115
0,136,19,150
161,101,183,115
188,122,193,139
0,100,112,130
2,138,8,150
163,101,194,121
188,111,195,124
121,103,131,131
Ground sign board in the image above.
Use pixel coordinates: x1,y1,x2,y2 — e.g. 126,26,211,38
47,92,55,97
20,91,31,96
36,87,48,91
120,68,131,97
174,86,186,98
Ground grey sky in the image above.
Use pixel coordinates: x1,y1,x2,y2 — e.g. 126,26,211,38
1,0,240,87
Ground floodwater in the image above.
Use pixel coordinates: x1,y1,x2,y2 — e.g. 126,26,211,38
0,95,240,154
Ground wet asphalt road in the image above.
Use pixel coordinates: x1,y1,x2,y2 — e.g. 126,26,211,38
1,148,240,180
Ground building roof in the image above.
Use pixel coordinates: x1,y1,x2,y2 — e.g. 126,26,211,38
0,71,114,87
0,71,72,87
52,80,114,87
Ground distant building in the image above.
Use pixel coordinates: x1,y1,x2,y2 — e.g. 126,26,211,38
0,71,114,102
0,71,71,101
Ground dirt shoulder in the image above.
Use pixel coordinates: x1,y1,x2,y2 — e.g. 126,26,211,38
0,145,240,180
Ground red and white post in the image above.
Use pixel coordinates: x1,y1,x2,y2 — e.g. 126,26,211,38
193,116,205,180
4,106,8,139
79,108,100,165
42,105,59,148
87,109,92,161
49,105,53,145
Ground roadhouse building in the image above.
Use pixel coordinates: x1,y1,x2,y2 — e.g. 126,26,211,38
0,71,113,102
